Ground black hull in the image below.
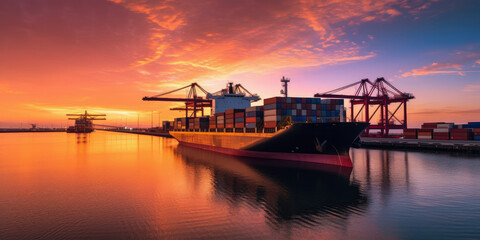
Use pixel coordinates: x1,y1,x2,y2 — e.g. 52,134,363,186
244,122,369,156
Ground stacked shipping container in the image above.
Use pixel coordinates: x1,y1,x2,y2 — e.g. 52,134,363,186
174,117,193,130
209,116,216,130
433,123,453,140
235,111,245,128
245,106,264,129
225,109,244,129
450,129,473,140
193,117,209,131
458,122,480,140
216,112,225,129
262,97,344,129
418,129,433,140
403,129,418,139
404,122,479,140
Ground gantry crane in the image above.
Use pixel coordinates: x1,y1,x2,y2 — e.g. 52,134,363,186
66,110,106,133
314,77,414,136
143,82,260,117
142,83,212,118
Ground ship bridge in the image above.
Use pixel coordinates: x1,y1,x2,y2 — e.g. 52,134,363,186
209,82,261,114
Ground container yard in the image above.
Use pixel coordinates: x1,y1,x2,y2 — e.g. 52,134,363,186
360,121,480,152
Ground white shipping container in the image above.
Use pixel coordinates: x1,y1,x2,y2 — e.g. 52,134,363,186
312,104,316,110
418,136,432,140
297,104,301,109
433,128,450,133
437,123,454,129
302,110,306,116
264,116,281,122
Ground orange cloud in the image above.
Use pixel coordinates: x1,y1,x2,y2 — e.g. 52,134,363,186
109,0,425,81
0,0,437,125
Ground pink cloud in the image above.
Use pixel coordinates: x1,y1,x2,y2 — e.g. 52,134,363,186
105,0,434,86
463,84,480,92
402,62,464,77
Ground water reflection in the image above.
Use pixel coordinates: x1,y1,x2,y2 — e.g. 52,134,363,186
174,145,368,230
1,132,479,239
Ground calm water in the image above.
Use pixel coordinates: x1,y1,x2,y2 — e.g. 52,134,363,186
0,132,479,240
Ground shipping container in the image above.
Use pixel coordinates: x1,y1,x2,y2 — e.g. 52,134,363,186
421,122,445,129
433,128,450,133
437,123,454,129
403,128,418,139
450,129,473,140
245,106,264,112
433,132,450,140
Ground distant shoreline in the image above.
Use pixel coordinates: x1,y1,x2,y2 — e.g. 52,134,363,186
0,128,66,133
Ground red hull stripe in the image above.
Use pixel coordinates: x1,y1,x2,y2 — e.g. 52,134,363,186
178,141,353,168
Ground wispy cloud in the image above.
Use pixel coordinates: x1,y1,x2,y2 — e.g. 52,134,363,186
410,107,480,115
107,0,433,83
463,84,480,92
402,62,468,77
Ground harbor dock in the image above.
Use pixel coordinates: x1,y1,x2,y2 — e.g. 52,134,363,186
360,137,480,153
0,128,66,133
100,129,172,138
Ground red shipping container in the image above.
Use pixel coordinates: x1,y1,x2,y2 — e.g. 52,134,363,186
433,132,449,140
264,121,277,128
264,97,283,105
403,128,418,139
246,117,261,123
450,129,473,140
421,122,445,129
235,112,245,118
234,123,245,128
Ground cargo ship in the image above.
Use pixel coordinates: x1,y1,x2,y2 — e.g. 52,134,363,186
66,111,106,133
145,81,368,167
171,122,368,167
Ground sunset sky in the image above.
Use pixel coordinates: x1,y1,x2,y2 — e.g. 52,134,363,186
0,0,479,128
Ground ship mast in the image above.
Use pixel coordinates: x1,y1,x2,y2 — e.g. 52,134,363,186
280,76,290,97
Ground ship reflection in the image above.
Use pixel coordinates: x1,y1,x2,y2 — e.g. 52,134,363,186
174,145,368,229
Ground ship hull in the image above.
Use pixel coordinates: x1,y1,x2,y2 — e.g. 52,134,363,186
67,127,94,133
171,122,369,168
